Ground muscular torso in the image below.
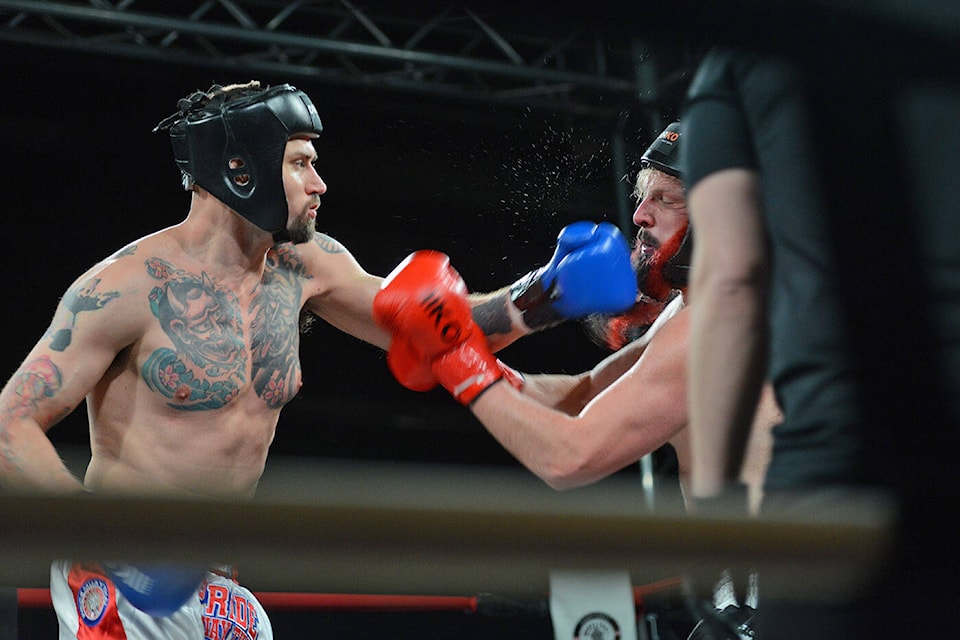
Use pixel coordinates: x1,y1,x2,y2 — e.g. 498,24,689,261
81,240,315,497
583,296,778,509
46,228,381,498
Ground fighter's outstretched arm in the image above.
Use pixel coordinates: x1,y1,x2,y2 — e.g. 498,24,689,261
372,251,686,490
471,221,636,351
305,221,636,353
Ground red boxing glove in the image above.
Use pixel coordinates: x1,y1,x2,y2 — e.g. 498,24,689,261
496,359,525,392
374,251,504,404
374,251,470,391
431,332,504,405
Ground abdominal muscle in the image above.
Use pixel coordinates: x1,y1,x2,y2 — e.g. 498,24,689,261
84,389,281,499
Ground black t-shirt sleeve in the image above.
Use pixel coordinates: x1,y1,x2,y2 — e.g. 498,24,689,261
681,48,760,190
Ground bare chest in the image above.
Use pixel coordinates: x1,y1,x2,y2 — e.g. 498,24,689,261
137,257,305,411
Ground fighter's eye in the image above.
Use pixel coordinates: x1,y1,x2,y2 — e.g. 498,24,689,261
228,157,250,186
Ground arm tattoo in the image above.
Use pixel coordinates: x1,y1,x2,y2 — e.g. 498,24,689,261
312,233,345,254
110,244,138,259
471,294,514,336
1,357,63,473
141,258,247,411
47,278,121,352
249,246,307,408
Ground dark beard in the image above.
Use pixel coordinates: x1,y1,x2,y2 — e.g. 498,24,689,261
287,215,317,244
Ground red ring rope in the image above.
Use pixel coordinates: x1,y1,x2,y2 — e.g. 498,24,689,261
17,577,684,613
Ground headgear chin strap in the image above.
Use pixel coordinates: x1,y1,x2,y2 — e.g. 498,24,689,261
155,83,323,241
641,120,691,288
662,228,692,289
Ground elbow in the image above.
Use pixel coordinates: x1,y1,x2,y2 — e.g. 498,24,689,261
541,473,580,492
538,454,599,492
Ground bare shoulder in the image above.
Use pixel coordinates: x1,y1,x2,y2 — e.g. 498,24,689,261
38,237,165,356
657,303,691,337
625,304,690,379
299,232,359,265
308,232,350,256
72,236,177,300
283,233,387,346
278,232,378,298
272,233,357,273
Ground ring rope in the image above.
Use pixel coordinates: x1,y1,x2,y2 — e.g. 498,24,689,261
17,578,685,613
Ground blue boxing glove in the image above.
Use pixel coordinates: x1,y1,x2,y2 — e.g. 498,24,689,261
510,221,637,330
104,562,207,617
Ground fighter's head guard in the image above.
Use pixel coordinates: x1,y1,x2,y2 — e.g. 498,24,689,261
641,120,691,288
154,82,323,239
641,120,683,178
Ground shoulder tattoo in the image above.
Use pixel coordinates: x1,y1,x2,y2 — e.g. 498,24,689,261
110,243,138,259
312,233,345,254
46,278,121,352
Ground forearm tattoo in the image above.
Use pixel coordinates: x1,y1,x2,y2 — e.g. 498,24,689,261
471,294,514,336
1,356,63,473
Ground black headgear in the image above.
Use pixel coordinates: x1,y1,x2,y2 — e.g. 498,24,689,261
154,83,323,240
641,121,691,288
641,120,683,178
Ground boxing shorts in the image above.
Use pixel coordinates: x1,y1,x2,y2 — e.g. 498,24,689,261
50,560,273,640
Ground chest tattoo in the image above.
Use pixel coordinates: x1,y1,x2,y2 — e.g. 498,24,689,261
142,258,247,411
141,248,311,411
249,245,308,408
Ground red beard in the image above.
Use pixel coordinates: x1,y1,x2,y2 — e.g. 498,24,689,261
584,223,688,352
637,222,688,301
600,297,670,351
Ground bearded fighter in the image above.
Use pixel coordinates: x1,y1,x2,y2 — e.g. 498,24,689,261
0,81,640,639
373,121,780,512
372,121,781,638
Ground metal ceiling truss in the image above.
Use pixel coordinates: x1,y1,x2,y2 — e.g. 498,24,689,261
0,0,648,117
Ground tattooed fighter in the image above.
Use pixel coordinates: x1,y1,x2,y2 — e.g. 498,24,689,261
0,82,637,639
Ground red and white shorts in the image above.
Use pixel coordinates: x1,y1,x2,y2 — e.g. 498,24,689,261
50,561,273,640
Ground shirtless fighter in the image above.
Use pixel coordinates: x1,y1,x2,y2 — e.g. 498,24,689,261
0,81,637,639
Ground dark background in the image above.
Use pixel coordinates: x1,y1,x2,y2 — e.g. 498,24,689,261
0,6,693,636
7,1,957,638
5,3,957,492
0,12,687,474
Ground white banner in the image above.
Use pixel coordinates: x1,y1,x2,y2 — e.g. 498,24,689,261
549,569,638,640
